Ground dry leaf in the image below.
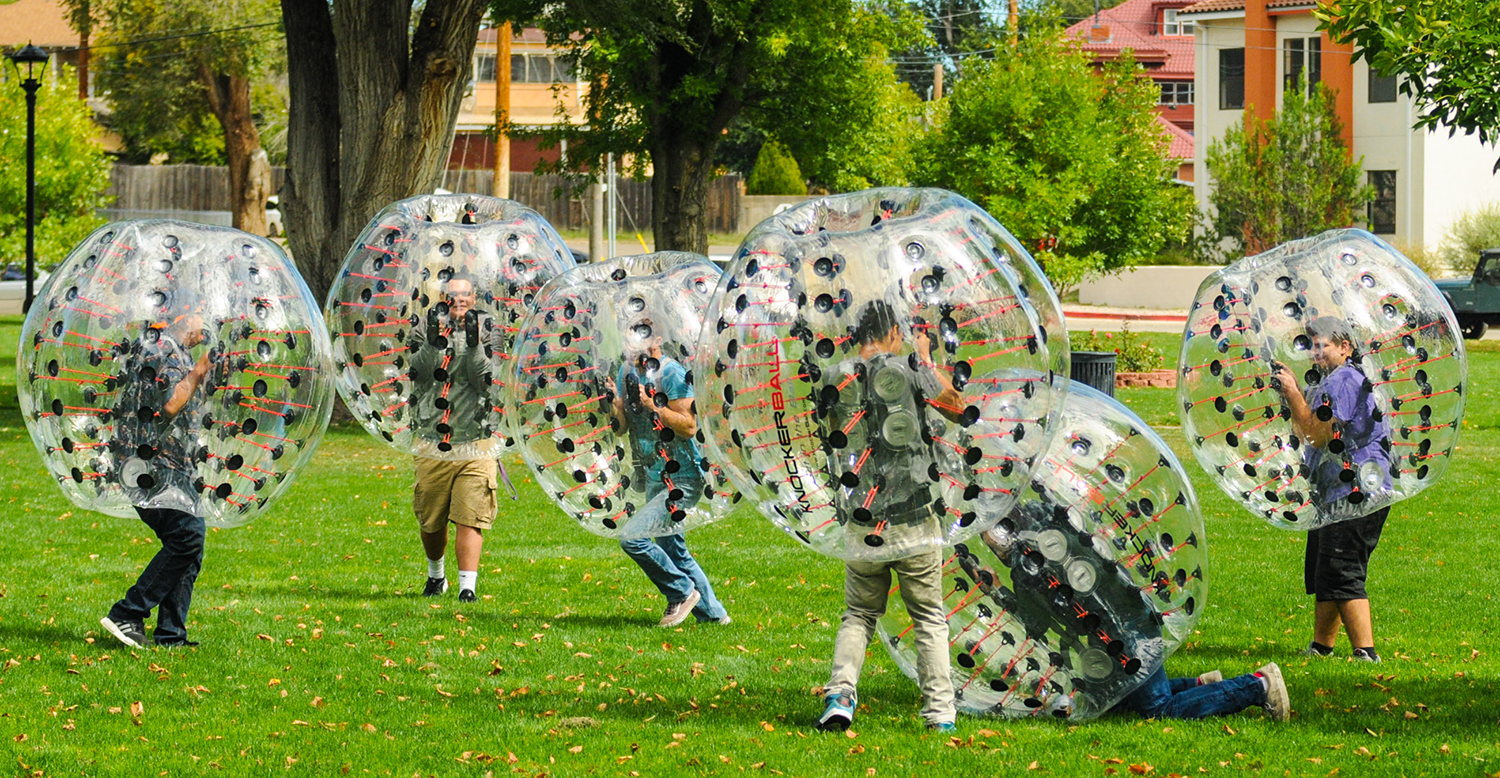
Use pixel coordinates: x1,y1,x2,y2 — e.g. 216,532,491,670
130,701,144,717
568,745,583,754
1129,763,1154,775
1440,743,1451,754
1027,761,1041,771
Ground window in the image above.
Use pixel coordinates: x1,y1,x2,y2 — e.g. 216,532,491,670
475,54,497,83
1368,69,1398,103
1367,171,1397,234
1220,48,1244,109
1159,81,1194,106
1162,9,1194,36
1283,37,1322,96
508,54,579,84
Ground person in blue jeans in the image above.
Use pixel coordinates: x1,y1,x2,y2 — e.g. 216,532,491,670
1116,662,1290,721
614,321,729,628
100,300,212,649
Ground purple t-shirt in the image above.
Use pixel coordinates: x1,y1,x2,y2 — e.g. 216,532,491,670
1303,363,1391,504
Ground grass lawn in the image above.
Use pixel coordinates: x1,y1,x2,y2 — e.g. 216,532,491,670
1,328,1497,777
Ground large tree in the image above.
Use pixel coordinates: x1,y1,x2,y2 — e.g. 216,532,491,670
915,34,1191,292
1317,0,1500,170
72,0,281,234
1205,80,1371,257
278,0,487,299
494,0,925,253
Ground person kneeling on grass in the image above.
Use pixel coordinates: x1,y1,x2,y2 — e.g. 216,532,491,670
1115,663,1291,721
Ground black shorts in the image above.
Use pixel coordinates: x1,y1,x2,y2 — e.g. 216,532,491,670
1304,507,1389,602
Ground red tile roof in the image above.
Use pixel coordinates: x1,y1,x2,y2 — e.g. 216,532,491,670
0,0,79,49
1063,0,1196,78
1180,0,1314,14
1156,114,1194,160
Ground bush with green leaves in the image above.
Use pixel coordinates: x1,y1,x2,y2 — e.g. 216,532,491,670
1070,325,1166,372
1205,80,1371,259
1439,202,1500,276
745,138,807,196
915,32,1191,293
0,67,111,269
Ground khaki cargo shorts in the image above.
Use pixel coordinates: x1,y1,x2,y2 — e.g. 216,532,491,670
413,457,497,532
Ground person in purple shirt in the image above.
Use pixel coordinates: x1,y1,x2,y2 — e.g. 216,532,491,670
1272,317,1392,662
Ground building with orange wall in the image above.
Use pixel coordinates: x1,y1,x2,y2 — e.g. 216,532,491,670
448,26,587,174
1182,0,1500,252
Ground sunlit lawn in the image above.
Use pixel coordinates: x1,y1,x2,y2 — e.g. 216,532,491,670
0,326,1496,776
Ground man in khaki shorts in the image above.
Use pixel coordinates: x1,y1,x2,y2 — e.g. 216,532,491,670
408,274,501,603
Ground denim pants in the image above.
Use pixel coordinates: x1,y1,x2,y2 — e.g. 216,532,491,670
826,550,956,725
107,507,205,645
1117,667,1266,719
618,479,727,622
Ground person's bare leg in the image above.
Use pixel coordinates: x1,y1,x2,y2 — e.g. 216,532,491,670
1336,599,1374,648
421,528,448,564
455,524,484,572
1312,601,1342,647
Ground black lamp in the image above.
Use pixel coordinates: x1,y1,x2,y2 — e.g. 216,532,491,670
7,43,49,314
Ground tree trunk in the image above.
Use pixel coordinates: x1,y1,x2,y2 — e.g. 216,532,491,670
280,0,486,302
650,131,718,255
201,68,270,235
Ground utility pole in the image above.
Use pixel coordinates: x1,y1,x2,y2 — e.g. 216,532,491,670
492,22,512,199
932,63,943,100
1009,0,1019,44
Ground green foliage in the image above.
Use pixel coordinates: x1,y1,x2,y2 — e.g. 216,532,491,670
87,0,284,165
1070,324,1166,372
495,0,928,191
1439,202,1500,276
0,67,112,268
1204,80,1372,259
915,32,1192,292
1318,0,1500,170
744,138,806,196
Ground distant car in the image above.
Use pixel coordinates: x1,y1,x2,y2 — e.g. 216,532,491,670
1434,248,1500,339
265,195,284,238
1,263,22,281
570,248,588,264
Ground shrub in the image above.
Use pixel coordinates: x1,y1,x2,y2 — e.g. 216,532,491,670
1070,324,1165,372
1438,202,1500,276
745,138,807,196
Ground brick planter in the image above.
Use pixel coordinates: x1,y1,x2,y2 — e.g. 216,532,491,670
1115,370,1177,389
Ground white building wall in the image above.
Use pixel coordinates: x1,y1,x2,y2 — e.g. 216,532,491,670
1191,18,1249,221
1419,131,1500,259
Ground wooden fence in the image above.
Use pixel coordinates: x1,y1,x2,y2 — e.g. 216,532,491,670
105,164,744,234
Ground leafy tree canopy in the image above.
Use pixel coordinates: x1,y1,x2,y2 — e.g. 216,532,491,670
915,29,1191,291
0,67,113,267
1318,0,1500,170
1205,79,1372,258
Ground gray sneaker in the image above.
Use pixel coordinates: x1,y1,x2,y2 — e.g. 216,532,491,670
658,589,701,627
1257,662,1291,722
100,616,147,649
1197,670,1224,685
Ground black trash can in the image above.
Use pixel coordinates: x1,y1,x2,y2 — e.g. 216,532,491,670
1070,351,1117,397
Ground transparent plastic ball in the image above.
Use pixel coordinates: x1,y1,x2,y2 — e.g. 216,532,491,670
505,252,738,538
696,188,1068,561
877,381,1208,720
17,221,335,527
325,194,575,459
1178,229,1465,530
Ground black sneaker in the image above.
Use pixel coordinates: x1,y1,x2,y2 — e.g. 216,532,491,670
1352,647,1381,663
423,577,448,597
100,616,147,648
157,640,200,648
458,589,477,603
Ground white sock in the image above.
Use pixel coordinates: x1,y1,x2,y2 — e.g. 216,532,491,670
458,570,477,593
427,556,445,580
1257,674,1268,691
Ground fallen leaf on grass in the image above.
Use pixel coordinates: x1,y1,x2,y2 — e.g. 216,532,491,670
568,745,583,754
130,701,144,717
1027,761,1041,771
1129,763,1154,775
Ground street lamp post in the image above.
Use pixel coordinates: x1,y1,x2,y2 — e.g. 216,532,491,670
7,43,49,314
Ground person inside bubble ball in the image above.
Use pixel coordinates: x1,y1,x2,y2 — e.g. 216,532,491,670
409,273,507,604
610,317,730,628
99,293,214,649
818,299,960,734
1271,316,1392,662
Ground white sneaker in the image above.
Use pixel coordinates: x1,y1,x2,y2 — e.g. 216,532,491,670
658,590,701,627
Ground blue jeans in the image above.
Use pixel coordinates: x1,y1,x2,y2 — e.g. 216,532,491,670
1117,668,1266,719
618,481,726,622
107,507,205,645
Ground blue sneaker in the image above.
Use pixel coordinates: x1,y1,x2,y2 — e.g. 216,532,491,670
926,720,956,732
817,692,855,731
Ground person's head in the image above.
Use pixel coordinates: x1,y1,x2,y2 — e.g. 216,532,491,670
631,317,663,362
1307,316,1356,371
442,273,476,320
852,299,902,354
159,289,206,347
